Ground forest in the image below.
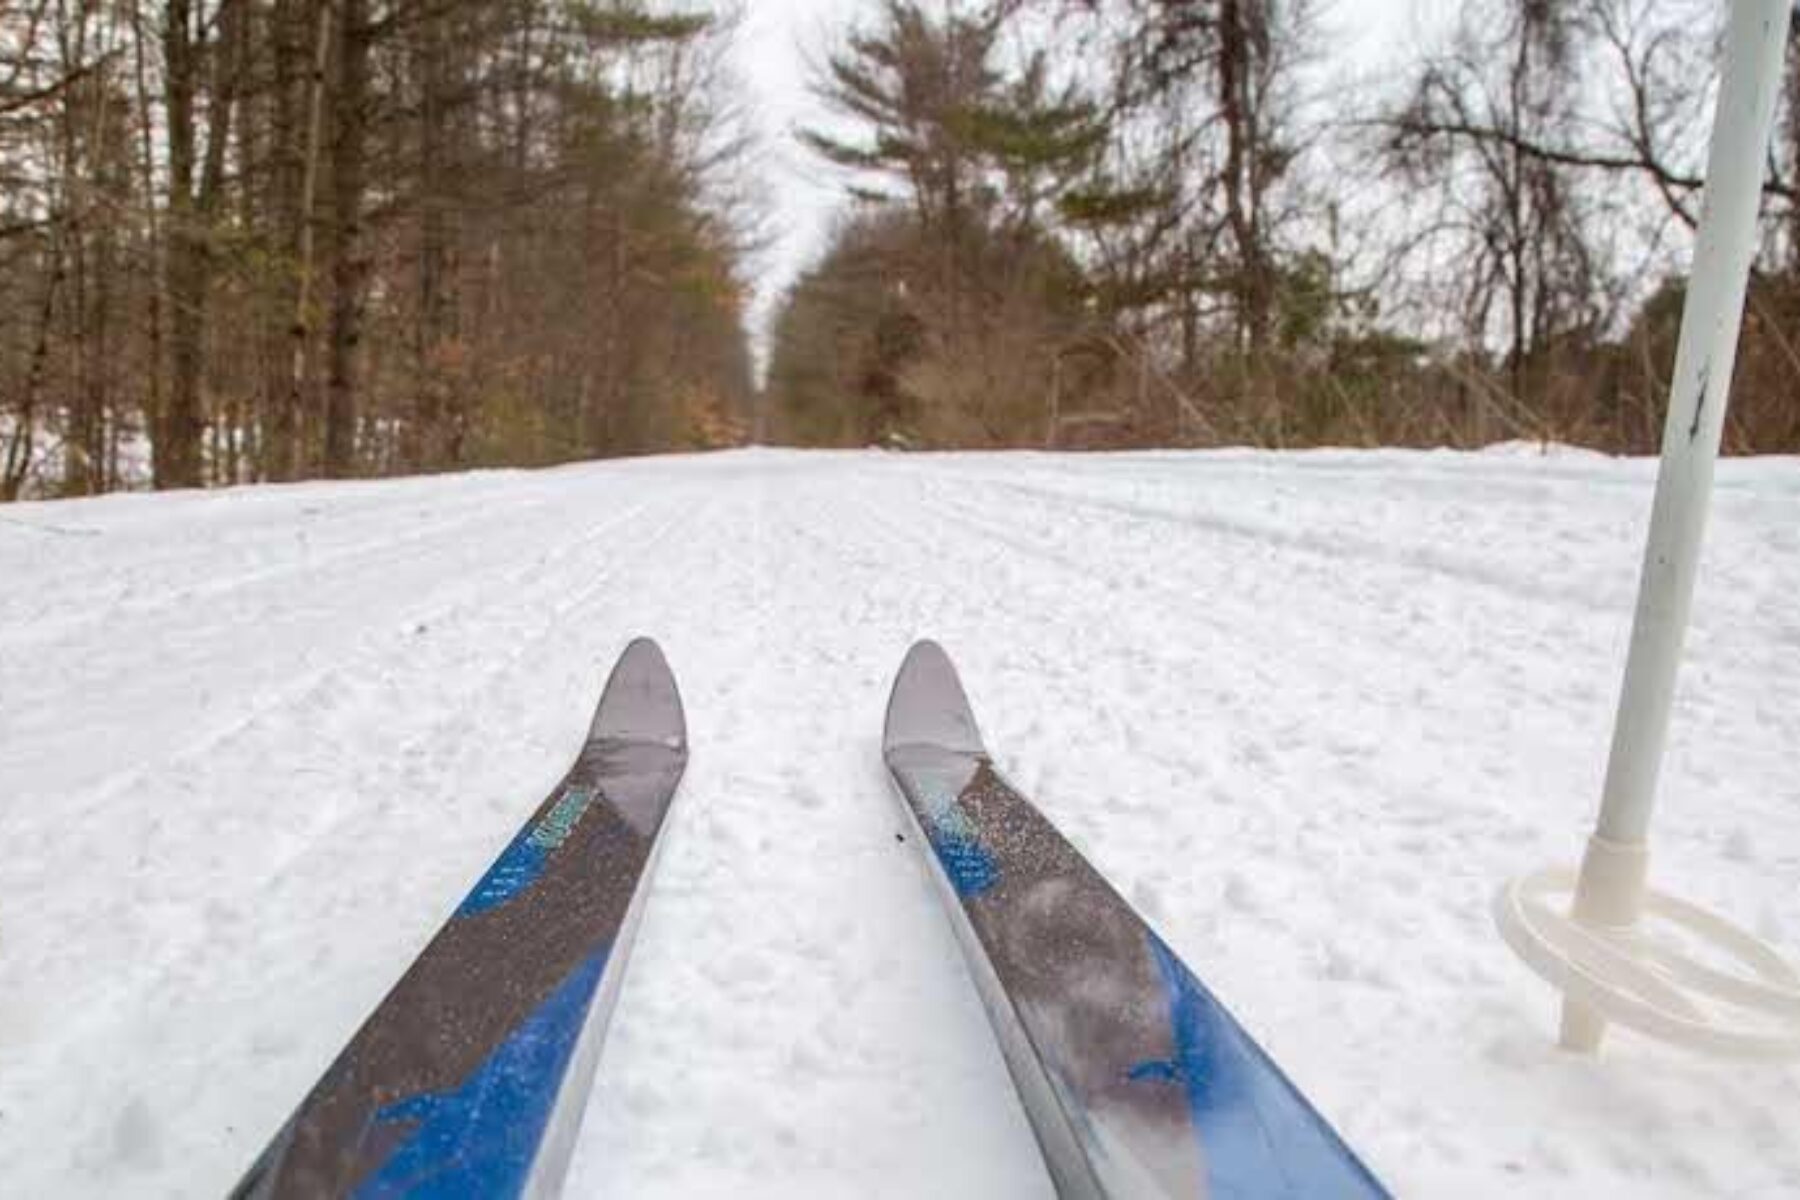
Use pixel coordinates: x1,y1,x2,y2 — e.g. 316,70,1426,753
3,0,1799,500
1,0,754,500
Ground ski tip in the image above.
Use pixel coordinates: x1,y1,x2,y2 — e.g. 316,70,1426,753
592,637,687,752
884,640,986,758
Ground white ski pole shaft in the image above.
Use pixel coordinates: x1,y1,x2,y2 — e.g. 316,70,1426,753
1564,0,1793,1052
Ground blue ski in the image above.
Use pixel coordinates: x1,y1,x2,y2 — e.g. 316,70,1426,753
883,641,1389,1199
233,638,688,1199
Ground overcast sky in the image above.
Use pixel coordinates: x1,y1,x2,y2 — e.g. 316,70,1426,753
727,1,1456,352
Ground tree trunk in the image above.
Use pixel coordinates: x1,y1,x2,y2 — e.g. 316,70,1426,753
412,5,457,471
63,53,97,497
1219,0,1270,358
157,0,244,490
323,0,369,478
281,0,332,478
1787,20,1799,277
260,0,301,480
1218,0,1277,443
4,235,65,502
158,0,202,488
67,220,111,498
1506,28,1531,421
127,0,165,481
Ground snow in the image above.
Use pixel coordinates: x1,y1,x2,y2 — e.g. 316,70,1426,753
2,447,1797,1198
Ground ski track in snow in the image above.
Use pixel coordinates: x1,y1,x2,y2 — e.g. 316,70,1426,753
1,448,1796,1199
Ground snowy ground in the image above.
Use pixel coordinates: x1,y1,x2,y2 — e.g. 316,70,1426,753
2,447,1797,1199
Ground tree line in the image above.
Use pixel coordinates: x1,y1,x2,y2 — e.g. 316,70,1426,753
768,0,1800,455
4,1,1797,502
2,0,753,501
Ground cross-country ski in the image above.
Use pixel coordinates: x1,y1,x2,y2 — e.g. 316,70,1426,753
232,639,687,1199
884,641,1391,1199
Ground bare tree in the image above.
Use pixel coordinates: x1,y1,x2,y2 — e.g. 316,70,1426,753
1382,0,1616,438
157,0,247,488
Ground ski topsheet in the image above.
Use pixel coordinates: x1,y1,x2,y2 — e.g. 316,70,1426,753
883,642,1389,1200
234,639,688,1200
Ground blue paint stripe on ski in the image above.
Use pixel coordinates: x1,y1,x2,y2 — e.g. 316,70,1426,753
925,825,1001,898
910,777,1001,898
352,949,611,1199
458,787,599,917
1145,934,1390,1198
457,837,550,918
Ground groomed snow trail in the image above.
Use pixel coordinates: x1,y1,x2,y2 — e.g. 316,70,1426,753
1,448,1796,1199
